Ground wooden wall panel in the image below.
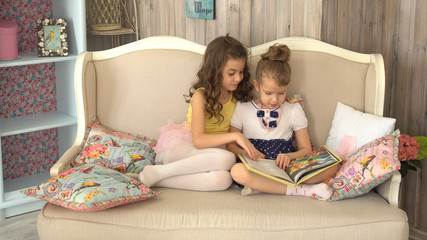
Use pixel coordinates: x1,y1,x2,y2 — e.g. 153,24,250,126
135,0,322,47
175,0,186,39
305,0,322,40
394,0,415,131
252,0,265,46
404,0,427,234
382,0,399,117
266,0,278,43
240,0,252,46
228,0,240,40
321,0,337,45
277,0,292,38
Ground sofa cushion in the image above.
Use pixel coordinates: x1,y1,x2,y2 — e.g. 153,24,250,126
72,118,156,174
38,186,408,240
327,130,400,201
22,164,160,211
325,102,396,152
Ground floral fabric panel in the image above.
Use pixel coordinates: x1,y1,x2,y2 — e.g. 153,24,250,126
326,129,400,201
2,129,58,180
21,164,161,211
72,118,156,174
0,64,56,118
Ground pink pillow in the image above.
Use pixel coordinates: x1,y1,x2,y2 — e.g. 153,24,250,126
326,130,400,201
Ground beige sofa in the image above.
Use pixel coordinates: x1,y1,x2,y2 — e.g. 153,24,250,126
37,36,408,239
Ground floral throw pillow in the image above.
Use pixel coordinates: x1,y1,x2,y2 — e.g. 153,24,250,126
72,118,156,174
285,93,305,109
326,129,400,201
21,164,161,211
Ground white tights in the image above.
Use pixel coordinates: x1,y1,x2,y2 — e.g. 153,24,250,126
139,144,236,191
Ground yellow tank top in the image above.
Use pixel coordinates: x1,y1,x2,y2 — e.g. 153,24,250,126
184,89,237,134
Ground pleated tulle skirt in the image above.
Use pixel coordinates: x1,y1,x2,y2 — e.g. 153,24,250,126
153,119,194,164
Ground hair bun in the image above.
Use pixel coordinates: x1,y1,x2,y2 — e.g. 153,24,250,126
261,43,290,62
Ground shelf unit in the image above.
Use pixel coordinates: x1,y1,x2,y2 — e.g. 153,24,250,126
0,0,86,220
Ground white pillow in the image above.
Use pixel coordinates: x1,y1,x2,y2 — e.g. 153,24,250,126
325,102,396,152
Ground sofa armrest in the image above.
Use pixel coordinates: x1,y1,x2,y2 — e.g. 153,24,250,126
50,145,81,177
375,171,401,208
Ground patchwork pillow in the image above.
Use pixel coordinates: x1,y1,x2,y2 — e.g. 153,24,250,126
72,118,156,174
21,164,161,211
325,102,396,152
285,93,305,109
326,129,400,201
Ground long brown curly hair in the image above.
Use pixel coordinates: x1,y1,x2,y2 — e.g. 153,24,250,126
186,34,253,124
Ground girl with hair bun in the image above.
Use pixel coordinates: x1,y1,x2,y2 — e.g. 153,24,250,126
227,44,336,199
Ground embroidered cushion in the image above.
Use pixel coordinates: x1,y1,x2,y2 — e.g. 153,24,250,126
285,93,305,109
325,102,396,152
21,164,161,211
326,130,400,201
72,118,156,174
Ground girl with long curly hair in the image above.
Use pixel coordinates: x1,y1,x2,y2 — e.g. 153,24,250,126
138,35,263,191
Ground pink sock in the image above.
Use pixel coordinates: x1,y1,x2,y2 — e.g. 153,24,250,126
286,183,332,200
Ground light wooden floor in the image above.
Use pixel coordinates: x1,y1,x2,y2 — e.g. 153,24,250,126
0,211,39,240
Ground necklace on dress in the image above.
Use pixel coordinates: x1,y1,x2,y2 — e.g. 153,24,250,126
256,102,283,131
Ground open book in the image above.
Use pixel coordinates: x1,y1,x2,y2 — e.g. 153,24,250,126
238,145,342,187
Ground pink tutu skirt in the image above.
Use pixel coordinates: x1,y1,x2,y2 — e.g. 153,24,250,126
154,119,193,154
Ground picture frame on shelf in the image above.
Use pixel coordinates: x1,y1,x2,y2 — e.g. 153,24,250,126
37,18,68,57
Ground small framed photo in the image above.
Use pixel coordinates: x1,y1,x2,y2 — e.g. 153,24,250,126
37,18,68,57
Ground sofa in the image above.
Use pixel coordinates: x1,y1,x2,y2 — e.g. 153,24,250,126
37,36,409,239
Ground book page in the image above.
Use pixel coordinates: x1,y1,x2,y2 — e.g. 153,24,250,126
285,146,341,183
240,155,294,183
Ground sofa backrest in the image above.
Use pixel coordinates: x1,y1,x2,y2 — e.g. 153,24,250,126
74,36,384,148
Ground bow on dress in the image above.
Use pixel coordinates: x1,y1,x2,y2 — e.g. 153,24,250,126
257,109,279,128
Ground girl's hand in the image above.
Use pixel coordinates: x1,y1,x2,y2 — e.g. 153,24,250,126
276,153,292,170
234,132,264,160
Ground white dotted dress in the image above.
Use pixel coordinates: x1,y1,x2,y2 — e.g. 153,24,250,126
231,100,308,160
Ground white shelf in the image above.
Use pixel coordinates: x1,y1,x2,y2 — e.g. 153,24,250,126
0,52,78,68
0,172,51,210
0,111,77,137
4,172,51,193
0,0,86,220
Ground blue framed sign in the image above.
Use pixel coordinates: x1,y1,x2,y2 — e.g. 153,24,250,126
185,0,215,20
